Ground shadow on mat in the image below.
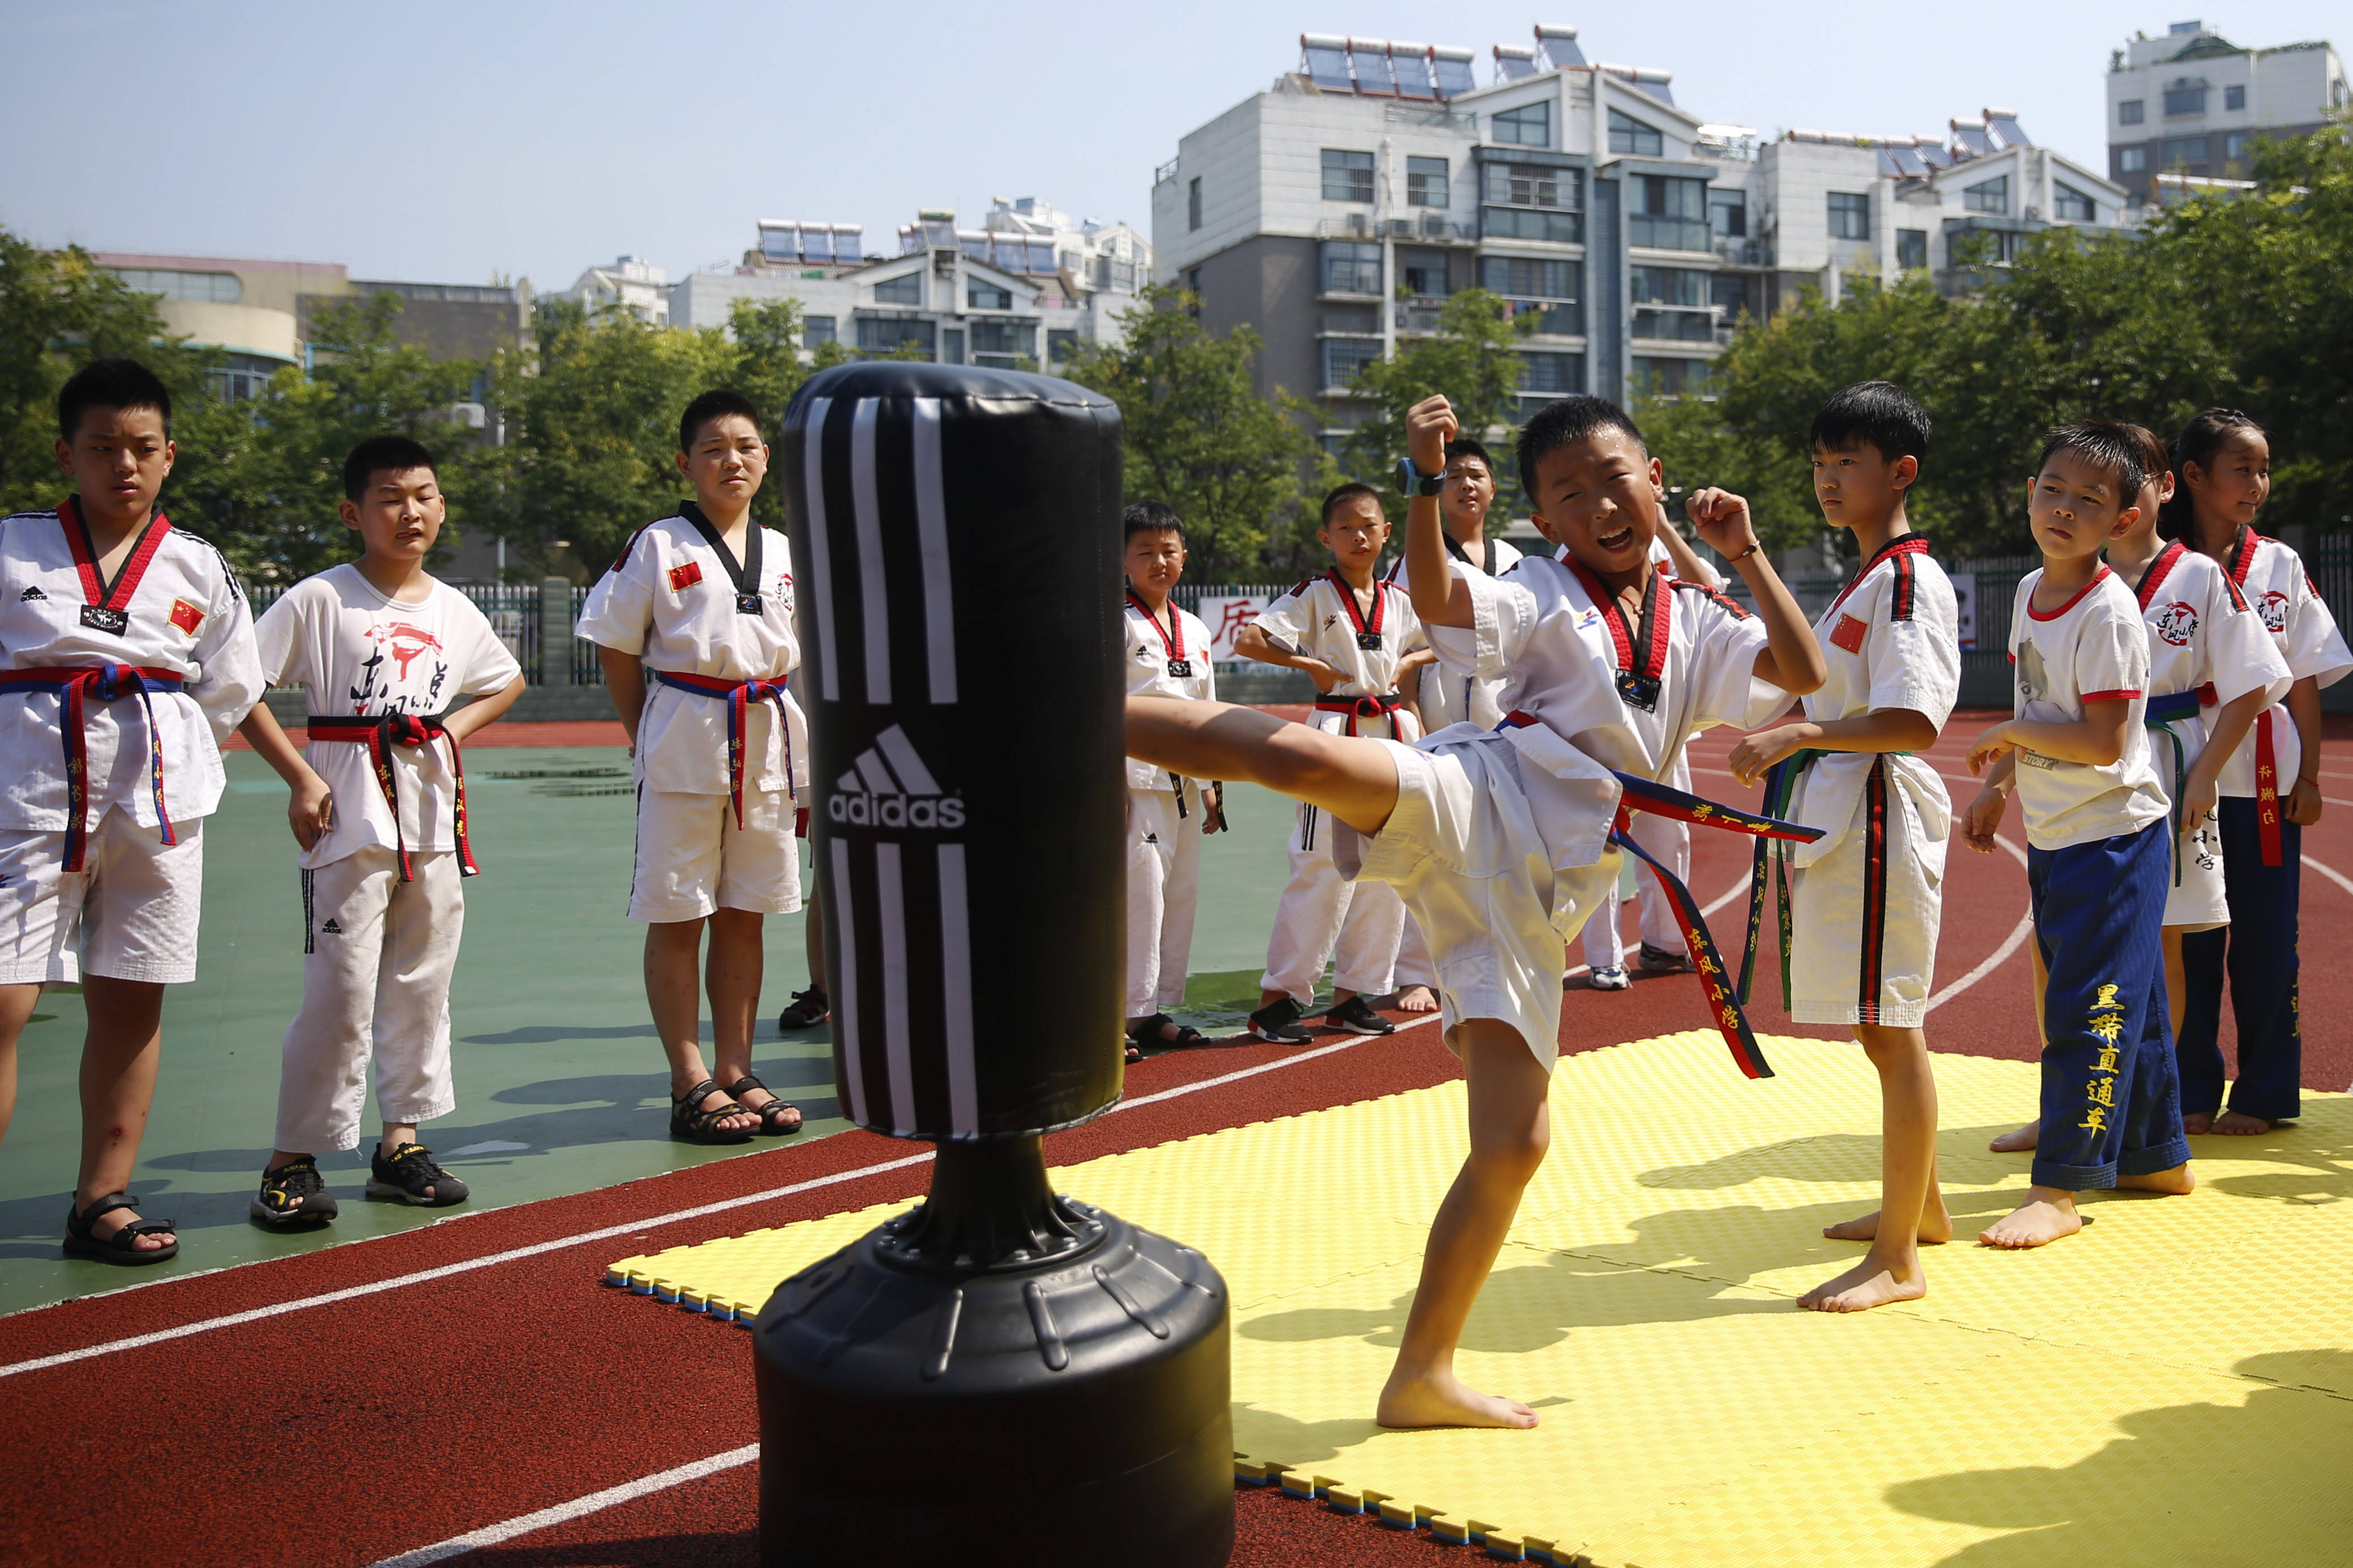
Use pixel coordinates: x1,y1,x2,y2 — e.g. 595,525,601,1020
1241,1256,1785,1353
439,1529,755,1566
1888,1351,2353,1566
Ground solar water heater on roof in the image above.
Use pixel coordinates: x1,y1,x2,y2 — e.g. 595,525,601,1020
1951,119,1993,158
1302,35,1354,91
1885,142,1931,178
1348,38,1397,95
1432,45,1476,97
1984,108,2030,148
1391,42,1436,100
1495,44,1537,80
1536,24,1585,68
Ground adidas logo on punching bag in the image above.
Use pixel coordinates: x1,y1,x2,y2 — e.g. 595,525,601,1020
827,723,964,829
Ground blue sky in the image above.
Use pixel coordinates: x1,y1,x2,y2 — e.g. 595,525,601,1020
1,2,2340,293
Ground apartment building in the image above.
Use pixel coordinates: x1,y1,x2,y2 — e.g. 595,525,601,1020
2106,20,2347,203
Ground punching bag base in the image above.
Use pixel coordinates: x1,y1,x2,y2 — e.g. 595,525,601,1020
755,1200,1233,1567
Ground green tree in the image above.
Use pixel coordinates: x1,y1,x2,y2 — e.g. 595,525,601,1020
1059,285,1330,580
1339,288,1535,516
0,231,216,518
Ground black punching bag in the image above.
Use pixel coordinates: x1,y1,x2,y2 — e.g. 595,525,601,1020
755,363,1233,1566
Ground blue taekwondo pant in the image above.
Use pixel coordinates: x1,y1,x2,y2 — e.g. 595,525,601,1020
2026,817,2191,1190
2177,796,2303,1123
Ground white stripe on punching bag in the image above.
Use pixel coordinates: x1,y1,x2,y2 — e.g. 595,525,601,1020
875,842,918,1133
799,398,840,702
936,843,977,1134
910,399,959,705
828,838,867,1126
849,400,893,705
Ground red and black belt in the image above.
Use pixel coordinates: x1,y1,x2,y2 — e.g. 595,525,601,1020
0,663,185,872
1500,710,1823,1079
651,670,794,828
1314,692,1402,737
306,713,477,880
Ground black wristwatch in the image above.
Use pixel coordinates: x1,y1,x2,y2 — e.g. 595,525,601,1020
1398,456,1445,497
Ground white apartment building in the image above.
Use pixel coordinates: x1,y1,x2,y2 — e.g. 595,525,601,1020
553,255,670,325
666,197,1152,367
2106,20,2346,204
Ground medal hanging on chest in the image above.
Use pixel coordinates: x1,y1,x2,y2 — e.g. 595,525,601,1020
1571,561,1669,713
679,500,767,618
1327,570,1388,657
62,498,170,640
1127,592,1191,678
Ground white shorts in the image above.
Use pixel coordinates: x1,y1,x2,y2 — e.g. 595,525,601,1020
630,786,802,923
1786,766,1942,1029
0,809,204,986
1338,739,1614,1068
2161,817,2228,931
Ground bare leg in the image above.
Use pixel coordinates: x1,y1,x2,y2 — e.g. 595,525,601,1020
0,982,35,1156
707,909,796,1129
1990,939,2052,1153
1377,1019,1550,1430
645,919,755,1133
1127,696,1398,837
74,976,175,1250
1808,1025,1945,1309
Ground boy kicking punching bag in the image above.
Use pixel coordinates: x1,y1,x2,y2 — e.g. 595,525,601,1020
756,363,1233,1566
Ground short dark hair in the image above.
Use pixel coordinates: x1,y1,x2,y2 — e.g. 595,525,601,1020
343,435,439,502
1320,481,1385,528
2115,423,2170,499
1515,396,1646,500
1809,380,1931,467
679,388,763,454
2158,408,2267,541
1123,500,1186,545
1443,438,1495,477
2036,418,2146,505
57,357,172,442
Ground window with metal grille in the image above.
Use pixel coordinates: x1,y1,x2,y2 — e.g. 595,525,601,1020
1320,241,1382,294
1406,156,1450,208
1324,338,1382,387
1323,148,1376,203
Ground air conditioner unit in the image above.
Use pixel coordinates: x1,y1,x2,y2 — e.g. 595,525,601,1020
1385,217,1415,237
1346,213,1370,237
1420,215,1449,237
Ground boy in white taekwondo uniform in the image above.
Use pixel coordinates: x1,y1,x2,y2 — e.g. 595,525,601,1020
577,391,810,1145
1125,392,1824,1430
1727,382,1961,1312
2166,412,2351,1134
1963,423,2192,1251
1237,482,1431,1044
236,436,526,1224
1120,503,1223,1057
0,358,264,1265
1985,422,2289,1156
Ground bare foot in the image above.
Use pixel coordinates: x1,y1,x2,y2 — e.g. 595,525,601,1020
2115,1163,2194,1195
1988,1119,2039,1153
1376,1369,1538,1430
1980,1191,2081,1249
1798,1249,1927,1312
2209,1111,2273,1136
1822,1193,1953,1245
1392,985,1438,1014
2181,1111,2214,1135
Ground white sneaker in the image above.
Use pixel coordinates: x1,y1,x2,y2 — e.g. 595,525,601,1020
1588,965,1630,991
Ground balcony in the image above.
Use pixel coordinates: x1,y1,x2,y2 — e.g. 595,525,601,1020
1314,215,1477,243
1319,312,1382,336
1393,299,1445,334
1713,237,1773,267
1154,158,1179,185
1627,216,1712,252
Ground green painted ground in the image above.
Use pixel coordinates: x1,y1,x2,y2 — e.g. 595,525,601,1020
0,751,1301,1317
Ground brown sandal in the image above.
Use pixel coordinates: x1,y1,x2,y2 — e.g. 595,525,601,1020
670,1079,756,1145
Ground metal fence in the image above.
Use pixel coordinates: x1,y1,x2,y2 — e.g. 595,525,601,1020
244,579,602,688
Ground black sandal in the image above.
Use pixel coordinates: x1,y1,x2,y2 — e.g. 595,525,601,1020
1127,1013,1209,1051
63,1192,179,1266
727,1074,803,1137
670,1079,756,1145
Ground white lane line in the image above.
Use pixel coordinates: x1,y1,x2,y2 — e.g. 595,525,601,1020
368,1445,760,1567
0,1017,1424,1382
2301,852,2353,901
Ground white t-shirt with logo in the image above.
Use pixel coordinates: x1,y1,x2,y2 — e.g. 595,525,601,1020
2005,565,2170,851
2127,541,2291,787
2205,531,2352,799
255,565,522,870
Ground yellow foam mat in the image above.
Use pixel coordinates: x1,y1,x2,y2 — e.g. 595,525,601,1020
608,1033,2353,1566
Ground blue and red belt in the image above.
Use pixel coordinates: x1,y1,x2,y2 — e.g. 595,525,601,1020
651,670,794,828
305,713,476,881
2145,686,2210,884
0,663,184,872
1315,692,1402,737
1499,710,1822,1079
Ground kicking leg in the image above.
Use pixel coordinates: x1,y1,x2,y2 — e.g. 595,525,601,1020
1808,1024,1943,1308
1128,696,1398,837
1377,1019,1550,1430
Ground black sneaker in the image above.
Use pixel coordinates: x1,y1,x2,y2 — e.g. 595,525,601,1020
778,986,829,1030
252,1157,338,1225
1248,997,1314,1044
1324,995,1397,1036
367,1143,469,1207
1638,942,1692,974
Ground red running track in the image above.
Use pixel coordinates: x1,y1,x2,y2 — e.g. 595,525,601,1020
6,713,2347,1567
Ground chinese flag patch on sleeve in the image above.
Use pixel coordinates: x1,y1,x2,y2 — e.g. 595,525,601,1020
169,598,206,635
1830,613,1868,654
668,561,704,592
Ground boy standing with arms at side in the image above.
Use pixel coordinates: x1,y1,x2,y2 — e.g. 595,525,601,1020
1963,422,2192,1249
579,391,808,1143
1237,483,1427,1043
0,358,265,1263
238,436,525,1222
1727,382,1960,1310
1120,502,1223,1055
